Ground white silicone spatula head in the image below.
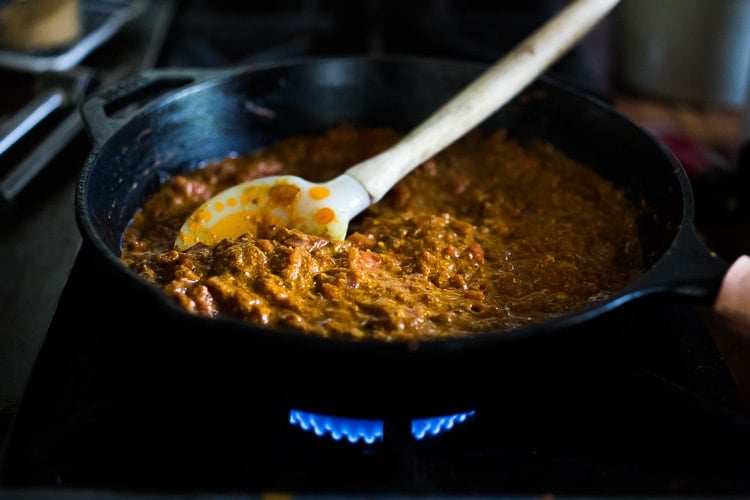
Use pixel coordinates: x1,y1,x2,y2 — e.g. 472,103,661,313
174,174,370,250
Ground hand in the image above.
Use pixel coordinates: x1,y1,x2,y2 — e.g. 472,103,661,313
714,255,750,337
707,255,750,410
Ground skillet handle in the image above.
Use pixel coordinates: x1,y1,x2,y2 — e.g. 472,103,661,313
79,68,224,148
634,225,730,304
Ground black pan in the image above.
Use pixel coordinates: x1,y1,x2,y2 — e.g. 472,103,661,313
75,57,729,416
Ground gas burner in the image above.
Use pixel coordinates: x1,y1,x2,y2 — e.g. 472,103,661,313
289,409,476,444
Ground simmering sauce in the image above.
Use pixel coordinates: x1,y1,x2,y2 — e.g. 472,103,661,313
121,123,644,341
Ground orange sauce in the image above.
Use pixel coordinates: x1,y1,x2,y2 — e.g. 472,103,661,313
121,123,644,341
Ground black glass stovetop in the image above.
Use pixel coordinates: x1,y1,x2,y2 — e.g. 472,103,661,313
1,241,750,497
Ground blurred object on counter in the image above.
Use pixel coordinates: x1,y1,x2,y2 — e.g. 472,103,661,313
0,0,160,212
0,0,82,52
613,0,750,108
616,91,750,263
616,96,743,172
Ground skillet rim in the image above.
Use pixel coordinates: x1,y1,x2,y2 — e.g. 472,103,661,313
74,54,708,354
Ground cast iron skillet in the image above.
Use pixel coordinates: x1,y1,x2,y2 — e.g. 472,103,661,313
75,57,728,416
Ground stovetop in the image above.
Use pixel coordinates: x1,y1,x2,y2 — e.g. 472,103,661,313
1,243,749,496
2,0,750,497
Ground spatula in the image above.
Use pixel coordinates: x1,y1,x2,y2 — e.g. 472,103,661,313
174,0,621,250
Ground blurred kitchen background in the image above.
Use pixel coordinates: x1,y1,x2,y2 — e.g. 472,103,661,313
0,0,749,448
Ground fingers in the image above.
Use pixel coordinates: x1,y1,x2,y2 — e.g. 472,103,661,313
714,254,750,337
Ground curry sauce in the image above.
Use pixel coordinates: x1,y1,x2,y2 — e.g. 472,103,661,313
121,123,644,341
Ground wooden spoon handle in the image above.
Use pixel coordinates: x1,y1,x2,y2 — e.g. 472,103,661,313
346,0,622,203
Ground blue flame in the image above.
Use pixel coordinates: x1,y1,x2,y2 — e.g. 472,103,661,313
411,410,476,440
289,409,476,444
289,409,383,444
